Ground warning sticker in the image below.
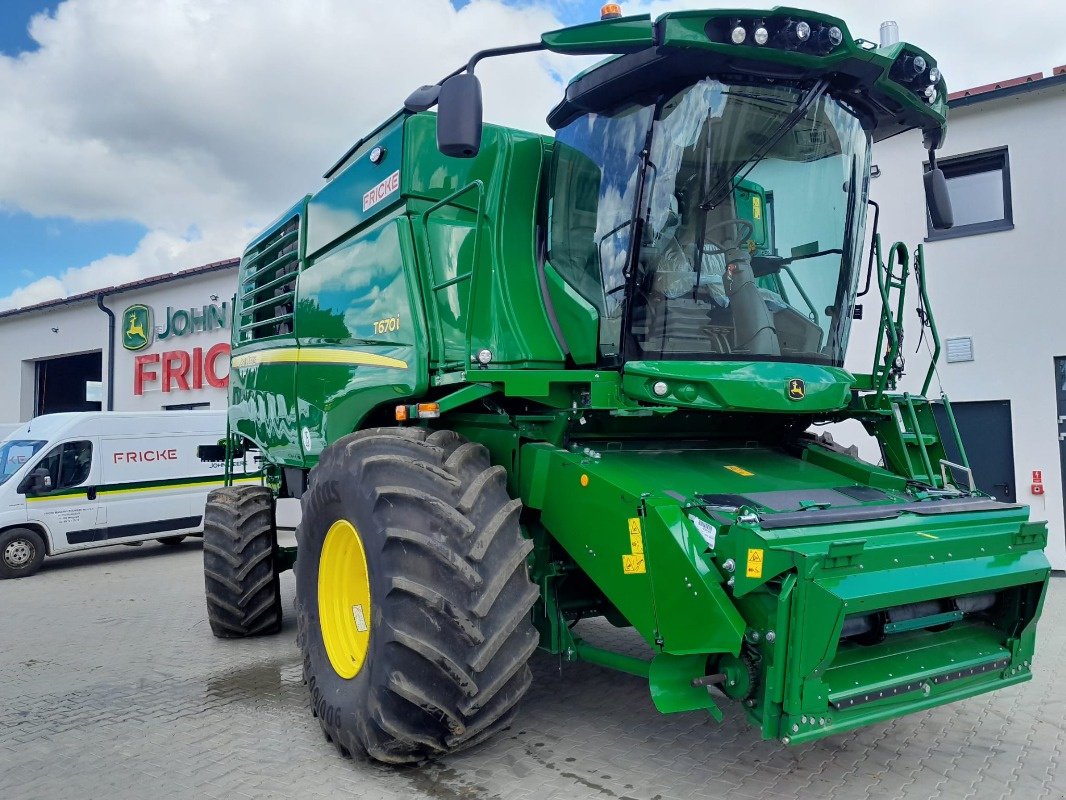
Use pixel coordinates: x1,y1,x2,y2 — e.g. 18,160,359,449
745,548,764,579
623,517,646,574
725,465,754,477
352,604,368,633
752,195,762,220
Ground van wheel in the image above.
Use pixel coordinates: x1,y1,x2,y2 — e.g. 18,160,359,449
295,427,538,764
158,535,188,546
0,528,46,579
203,486,282,638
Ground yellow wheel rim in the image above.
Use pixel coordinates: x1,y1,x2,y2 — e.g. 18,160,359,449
318,519,372,680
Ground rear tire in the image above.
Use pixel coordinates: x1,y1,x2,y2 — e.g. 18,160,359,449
203,485,282,638
158,535,188,546
296,427,538,764
0,528,46,579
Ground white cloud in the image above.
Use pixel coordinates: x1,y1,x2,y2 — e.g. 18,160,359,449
1,0,1063,311
0,0,571,309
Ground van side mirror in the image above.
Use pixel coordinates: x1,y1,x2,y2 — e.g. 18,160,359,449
19,467,52,495
437,73,483,158
924,167,954,230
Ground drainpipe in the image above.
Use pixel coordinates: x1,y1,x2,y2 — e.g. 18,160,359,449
95,293,115,411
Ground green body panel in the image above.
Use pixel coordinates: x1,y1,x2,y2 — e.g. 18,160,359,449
623,361,854,413
541,15,655,55
222,5,1051,747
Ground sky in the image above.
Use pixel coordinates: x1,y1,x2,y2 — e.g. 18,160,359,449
1,0,1064,310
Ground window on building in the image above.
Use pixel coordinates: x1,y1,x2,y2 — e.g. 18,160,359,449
926,146,1013,240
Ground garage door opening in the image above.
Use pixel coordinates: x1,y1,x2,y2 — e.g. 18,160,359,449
35,352,103,416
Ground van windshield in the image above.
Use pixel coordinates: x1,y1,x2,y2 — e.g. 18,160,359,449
0,439,46,486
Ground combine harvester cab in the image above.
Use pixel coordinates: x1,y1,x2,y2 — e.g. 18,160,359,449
204,4,1051,762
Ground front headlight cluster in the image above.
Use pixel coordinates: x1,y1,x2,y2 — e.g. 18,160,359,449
891,51,942,104
707,15,845,55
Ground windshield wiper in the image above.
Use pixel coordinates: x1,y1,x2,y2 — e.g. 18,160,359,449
700,80,829,211
721,90,795,108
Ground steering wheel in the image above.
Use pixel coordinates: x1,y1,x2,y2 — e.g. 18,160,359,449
699,218,754,257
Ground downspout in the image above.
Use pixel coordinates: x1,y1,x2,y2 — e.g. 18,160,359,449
95,293,115,411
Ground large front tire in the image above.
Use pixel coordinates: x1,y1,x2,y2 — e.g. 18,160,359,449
296,428,538,764
203,485,282,638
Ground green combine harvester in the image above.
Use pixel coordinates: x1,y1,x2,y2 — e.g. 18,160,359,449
201,6,1050,763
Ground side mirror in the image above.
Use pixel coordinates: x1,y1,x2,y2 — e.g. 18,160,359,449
19,467,52,495
437,73,483,158
924,167,954,230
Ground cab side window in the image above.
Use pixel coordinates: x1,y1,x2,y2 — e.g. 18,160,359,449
35,441,93,490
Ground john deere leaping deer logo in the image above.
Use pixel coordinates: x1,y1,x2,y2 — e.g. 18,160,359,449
122,304,153,351
787,378,805,401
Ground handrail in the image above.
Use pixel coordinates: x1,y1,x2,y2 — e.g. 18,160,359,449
913,244,941,396
871,235,910,401
419,180,486,370
938,392,969,469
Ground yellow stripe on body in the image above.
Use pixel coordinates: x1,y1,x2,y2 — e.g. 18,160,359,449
97,476,262,497
231,348,407,370
28,476,262,501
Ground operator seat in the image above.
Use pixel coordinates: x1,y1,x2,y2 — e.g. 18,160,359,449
726,253,780,356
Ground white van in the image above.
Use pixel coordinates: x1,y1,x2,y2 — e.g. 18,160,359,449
0,411,259,579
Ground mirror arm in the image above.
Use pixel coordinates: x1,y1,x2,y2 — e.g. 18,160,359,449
467,41,546,73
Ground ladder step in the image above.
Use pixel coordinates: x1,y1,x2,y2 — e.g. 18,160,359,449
900,433,937,446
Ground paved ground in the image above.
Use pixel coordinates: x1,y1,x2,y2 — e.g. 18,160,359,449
0,537,1063,800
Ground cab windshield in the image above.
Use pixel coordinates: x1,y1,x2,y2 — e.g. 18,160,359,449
0,439,46,486
549,78,871,366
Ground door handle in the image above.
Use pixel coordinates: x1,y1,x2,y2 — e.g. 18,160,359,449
86,486,97,500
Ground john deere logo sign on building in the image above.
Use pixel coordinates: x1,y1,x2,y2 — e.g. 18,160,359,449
121,302,229,351
121,301,232,395
122,304,153,351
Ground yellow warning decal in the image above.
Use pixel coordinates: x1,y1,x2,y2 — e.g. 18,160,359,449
752,195,762,220
746,548,764,579
623,517,646,574
725,465,754,477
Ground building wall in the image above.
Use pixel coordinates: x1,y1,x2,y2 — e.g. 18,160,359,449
0,301,106,423
0,267,238,423
843,81,1066,569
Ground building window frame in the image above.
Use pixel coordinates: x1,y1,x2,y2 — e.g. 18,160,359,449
925,146,1013,242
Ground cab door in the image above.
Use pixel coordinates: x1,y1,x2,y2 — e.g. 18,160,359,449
22,439,99,553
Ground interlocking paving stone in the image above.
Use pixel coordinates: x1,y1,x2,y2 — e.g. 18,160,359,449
0,540,1063,800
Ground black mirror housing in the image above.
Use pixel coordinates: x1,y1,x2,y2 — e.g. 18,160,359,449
437,73,483,158
19,467,52,495
924,167,954,230
404,84,441,112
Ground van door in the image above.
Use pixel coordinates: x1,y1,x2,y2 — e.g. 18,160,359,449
23,439,98,553
97,434,212,543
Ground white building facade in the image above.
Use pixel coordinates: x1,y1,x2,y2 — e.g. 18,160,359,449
843,71,1066,570
0,260,239,422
